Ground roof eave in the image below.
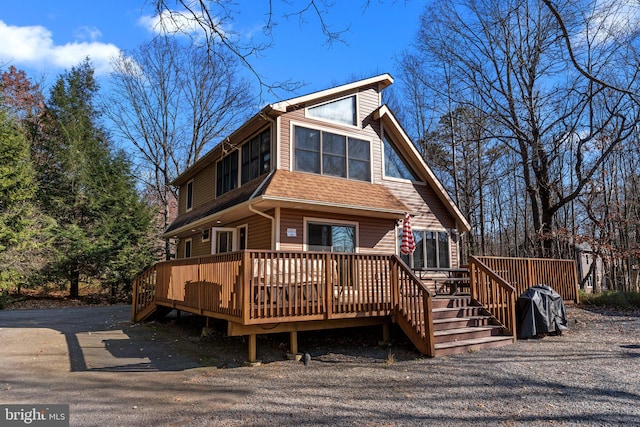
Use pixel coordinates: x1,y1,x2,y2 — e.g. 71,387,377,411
270,74,394,112
171,106,280,187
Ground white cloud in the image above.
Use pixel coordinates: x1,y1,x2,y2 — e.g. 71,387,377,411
0,20,120,75
578,0,640,46
73,26,103,42
138,9,225,40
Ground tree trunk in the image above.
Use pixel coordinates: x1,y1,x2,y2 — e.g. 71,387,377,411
70,269,80,299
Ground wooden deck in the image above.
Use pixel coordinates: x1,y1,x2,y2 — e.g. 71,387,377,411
132,251,579,362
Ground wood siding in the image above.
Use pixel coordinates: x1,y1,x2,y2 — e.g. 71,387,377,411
233,212,273,250
278,84,384,182
382,179,459,267
192,162,217,210
279,208,396,254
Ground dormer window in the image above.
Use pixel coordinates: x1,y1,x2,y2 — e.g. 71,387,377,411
294,125,370,182
307,95,357,126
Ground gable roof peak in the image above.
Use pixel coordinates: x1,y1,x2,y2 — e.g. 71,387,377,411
270,73,393,112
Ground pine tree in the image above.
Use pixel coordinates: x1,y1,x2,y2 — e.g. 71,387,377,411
0,110,38,290
37,59,155,298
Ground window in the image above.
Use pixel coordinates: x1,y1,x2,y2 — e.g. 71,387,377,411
399,229,450,269
307,222,356,252
383,134,419,181
184,238,192,258
216,151,238,197
216,230,234,254
186,180,193,211
307,95,356,126
202,228,210,242
241,129,271,184
294,125,370,181
238,226,247,250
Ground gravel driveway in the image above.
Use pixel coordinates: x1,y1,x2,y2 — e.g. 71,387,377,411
0,304,638,426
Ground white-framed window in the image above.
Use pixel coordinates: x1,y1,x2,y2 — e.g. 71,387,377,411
186,180,194,211
202,228,210,242
211,225,248,254
184,238,192,258
399,229,450,269
293,124,371,182
306,95,357,127
304,218,358,253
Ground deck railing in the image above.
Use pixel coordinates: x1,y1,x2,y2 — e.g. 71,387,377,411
245,251,395,323
133,250,398,323
468,256,517,339
132,252,575,354
474,256,579,303
132,250,432,354
131,264,158,321
391,256,435,356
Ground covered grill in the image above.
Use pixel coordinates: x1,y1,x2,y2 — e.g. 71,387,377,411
516,285,568,338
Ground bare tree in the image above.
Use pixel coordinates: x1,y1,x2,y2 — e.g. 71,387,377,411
145,0,350,97
402,0,640,258
106,36,254,259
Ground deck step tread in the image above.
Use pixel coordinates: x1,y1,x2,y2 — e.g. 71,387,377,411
433,325,502,337
432,315,492,324
432,306,481,313
434,335,513,350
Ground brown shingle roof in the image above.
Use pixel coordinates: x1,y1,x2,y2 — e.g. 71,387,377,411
164,174,269,235
164,170,409,236
262,170,408,213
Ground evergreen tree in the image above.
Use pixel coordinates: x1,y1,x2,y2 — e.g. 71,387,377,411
0,109,41,290
37,59,154,298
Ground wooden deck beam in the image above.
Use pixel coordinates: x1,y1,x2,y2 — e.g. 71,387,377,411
227,317,386,337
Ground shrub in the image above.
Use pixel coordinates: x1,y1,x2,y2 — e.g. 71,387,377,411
579,291,640,310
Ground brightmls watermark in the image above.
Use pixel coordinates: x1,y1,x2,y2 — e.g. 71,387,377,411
0,405,68,426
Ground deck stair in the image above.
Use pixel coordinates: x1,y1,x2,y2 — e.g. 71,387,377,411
430,295,514,356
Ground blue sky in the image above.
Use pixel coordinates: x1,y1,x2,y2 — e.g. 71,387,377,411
0,1,426,103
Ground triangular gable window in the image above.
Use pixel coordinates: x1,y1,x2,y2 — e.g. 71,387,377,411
308,96,356,126
383,133,419,181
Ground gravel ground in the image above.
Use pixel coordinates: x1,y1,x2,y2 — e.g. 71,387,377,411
1,304,639,426
188,306,640,426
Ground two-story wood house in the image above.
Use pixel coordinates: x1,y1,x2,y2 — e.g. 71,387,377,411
165,74,470,266
133,74,579,362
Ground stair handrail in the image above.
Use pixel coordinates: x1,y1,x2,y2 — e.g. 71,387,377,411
468,255,517,340
390,255,435,357
131,263,158,321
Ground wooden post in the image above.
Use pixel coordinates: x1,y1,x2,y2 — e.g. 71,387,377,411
469,259,477,301
131,275,139,321
423,292,435,357
290,331,298,355
382,321,390,343
248,334,257,363
572,260,580,304
390,258,399,310
325,254,333,320
509,292,517,341
242,251,250,325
